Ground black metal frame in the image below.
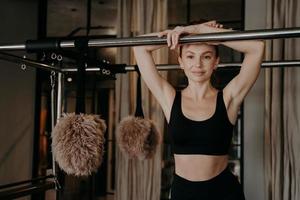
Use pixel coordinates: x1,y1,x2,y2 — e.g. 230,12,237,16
0,175,55,200
0,175,54,190
0,182,55,200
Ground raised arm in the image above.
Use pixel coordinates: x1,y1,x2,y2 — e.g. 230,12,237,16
165,21,265,123
132,33,175,122
172,22,265,105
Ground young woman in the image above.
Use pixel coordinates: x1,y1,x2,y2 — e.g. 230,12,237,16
133,21,264,200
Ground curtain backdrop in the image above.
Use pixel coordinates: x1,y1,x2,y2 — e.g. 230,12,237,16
264,0,300,200
115,1,168,200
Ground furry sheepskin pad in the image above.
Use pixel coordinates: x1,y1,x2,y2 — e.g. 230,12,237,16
52,113,106,176
116,116,161,160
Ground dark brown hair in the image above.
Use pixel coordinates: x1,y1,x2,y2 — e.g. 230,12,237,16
178,19,219,58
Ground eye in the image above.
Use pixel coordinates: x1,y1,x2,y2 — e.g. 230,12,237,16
187,55,194,59
204,55,212,59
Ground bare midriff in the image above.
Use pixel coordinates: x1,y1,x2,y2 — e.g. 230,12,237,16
174,154,228,181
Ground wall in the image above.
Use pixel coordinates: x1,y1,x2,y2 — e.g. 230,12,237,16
0,0,38,197
244,0,267,199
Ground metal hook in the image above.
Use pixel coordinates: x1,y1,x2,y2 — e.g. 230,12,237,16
50,71,56,89
51,53,57,60
102,69,111,75
21,63,27,71
57,54,63,61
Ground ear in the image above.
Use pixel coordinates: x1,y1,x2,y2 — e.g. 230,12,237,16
178,56,184,69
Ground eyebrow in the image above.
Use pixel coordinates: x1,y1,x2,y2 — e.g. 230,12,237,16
184,50,214,55
201,51,214,55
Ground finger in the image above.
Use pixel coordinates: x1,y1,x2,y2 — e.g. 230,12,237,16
167,32,171,47
158,30,167,37
171,33,177,49
174,33,180,49
207,20,217,26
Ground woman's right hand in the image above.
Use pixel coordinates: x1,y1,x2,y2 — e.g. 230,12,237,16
157,20,224,50
157,27,186,50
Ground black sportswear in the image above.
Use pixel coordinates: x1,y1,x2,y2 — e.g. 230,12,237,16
168,90,234,155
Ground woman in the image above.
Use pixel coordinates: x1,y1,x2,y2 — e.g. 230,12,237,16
133,21,264,200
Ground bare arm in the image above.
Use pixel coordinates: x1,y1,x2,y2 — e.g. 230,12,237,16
133,32,175,122
134,22,264,123
167,21,265,123
174,22,265,105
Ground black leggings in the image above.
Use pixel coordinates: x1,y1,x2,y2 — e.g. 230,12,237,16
170,166,246,200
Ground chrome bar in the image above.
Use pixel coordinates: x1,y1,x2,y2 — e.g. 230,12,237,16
61,60,300,72
2,51,299,72
84,27,300,48
0,27,300,50
0,44,26,51
52,72,63,191
57,73,63,121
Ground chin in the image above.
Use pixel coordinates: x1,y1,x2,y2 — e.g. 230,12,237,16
189,75,210,83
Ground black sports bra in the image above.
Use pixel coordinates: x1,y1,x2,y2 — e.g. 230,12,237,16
167,90,234,155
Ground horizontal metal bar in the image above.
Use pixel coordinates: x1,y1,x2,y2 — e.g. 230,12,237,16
1,51,299,73
61,60,300,72
0,44,26,51
0,182,55,199
47,27,300,48
84,27,300,48
0,27,300,51
0,175,54,190
0,52,62,72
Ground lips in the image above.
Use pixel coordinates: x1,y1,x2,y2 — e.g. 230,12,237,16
191,71,206,76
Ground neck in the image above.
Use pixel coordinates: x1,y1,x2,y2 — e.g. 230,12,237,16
185,81,216,101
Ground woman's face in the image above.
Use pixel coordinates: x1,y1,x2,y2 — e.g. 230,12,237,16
178,43,219,84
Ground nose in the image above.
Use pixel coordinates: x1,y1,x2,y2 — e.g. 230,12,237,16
194,59,203,68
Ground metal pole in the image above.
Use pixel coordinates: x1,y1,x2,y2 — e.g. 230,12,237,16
62,27,300,48
50,71,62,191
61,60,300,72
56,72,62,121
0,27,300,51
1,51,299,72
53,72,63,191
0,44,26,51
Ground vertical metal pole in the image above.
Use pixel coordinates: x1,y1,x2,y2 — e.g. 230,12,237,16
50,71,57,190
54,72,63,191
56,72,62,122
50,71,62,194
50,71,56,136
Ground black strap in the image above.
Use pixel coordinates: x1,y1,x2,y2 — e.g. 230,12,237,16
134,66,144,118
74,38,89,114
216,90,225,112
175,91,181,104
